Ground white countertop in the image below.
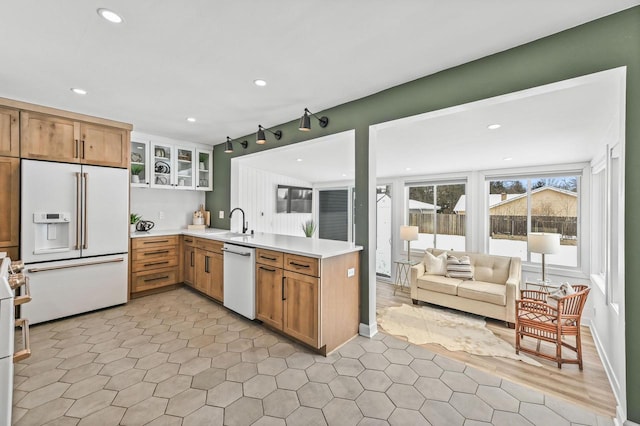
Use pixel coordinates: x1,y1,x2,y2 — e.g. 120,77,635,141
131,228,363,259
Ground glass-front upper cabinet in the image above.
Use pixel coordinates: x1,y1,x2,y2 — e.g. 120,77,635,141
130,140,149,187
150,142,173,189
196,149,213,191
176,147,195,189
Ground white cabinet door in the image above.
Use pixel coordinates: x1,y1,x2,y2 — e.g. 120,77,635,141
175,146,195,190
130,139,150,187
150,142,173,189
196,149,213,191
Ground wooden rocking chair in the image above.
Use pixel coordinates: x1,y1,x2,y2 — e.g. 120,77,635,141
515,284,590,369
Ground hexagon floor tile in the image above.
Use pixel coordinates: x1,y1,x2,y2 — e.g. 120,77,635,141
13,288,614,426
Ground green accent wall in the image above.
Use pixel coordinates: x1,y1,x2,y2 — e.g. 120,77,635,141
207,7,640,419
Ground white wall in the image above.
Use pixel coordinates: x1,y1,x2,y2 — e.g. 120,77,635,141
234,165,312,237
131,187,205,230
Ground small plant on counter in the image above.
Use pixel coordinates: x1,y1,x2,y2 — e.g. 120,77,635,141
301,219,317,238
130,213,142,225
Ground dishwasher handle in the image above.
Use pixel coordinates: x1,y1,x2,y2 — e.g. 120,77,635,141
222,247,252,257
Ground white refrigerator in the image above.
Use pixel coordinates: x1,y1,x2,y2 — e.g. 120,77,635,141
20,159,129,324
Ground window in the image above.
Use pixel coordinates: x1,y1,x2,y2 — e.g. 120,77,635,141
487,174,580,268
406,181,466,251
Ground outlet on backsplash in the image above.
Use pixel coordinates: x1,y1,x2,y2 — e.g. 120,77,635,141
158,211,164,219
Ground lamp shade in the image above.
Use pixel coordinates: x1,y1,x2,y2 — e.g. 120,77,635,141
528,232,560,254
400,225,419,241
256,127,266,144
298,112,311,131
224,138,234,153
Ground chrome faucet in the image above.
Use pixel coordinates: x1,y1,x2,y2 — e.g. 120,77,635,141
229,207,248,234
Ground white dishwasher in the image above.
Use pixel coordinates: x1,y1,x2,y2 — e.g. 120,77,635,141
222,243,256,320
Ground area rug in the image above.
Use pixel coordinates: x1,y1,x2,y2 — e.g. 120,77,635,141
378,303,542,366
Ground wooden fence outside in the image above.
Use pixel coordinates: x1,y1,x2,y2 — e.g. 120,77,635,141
408,213,577,238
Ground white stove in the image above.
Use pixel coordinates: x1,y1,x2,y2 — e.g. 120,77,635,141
0,256,15,426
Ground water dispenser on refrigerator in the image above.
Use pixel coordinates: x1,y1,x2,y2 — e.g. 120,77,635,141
32,212,71,254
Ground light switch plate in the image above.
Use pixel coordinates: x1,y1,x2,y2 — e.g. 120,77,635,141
219,210,224,219
347,267,355,277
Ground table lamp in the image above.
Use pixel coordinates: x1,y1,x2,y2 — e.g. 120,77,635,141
528,232,560,282
400,225,419,262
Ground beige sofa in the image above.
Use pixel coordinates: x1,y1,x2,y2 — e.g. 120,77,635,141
410,248,521,324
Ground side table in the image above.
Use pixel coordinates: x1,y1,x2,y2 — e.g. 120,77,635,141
393,259,419,295
524,279,561,293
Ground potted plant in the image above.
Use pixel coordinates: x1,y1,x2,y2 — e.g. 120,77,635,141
199,153,207,170
301,219,317,238
130,164,143,183
130,213,142,233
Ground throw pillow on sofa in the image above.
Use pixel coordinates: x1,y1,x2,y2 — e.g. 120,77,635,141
446,255,474,280
423,251,448,275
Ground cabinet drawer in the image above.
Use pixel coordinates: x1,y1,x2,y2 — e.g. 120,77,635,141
132,245,178,262
183,236,196,247
132,267,179,292
132,254,179,272
284,253,319,277
256,249,284,268
132,235,179,250
195,238,223,254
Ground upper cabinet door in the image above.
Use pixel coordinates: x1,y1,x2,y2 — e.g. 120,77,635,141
81,123,128,168
196,149,213,191
0,107,19,157
175,146,195,190
21,111,80,163
150,142,173,189
130,140,150,187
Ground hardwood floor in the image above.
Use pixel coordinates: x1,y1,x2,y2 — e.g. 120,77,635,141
375,280,617,417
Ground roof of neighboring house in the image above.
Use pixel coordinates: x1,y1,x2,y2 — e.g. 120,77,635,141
409,199,440,211
453,186,577,213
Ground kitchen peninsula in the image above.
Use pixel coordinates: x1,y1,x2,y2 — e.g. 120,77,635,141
130,229,362,355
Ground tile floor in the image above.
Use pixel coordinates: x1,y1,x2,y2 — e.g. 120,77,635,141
12,288,613,426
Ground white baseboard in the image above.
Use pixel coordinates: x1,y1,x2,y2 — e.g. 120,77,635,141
359,322,378,338
589,320,626,424
623,419,639,426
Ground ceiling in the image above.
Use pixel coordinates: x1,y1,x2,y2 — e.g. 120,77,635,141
1,1,637,147
235,68,624,182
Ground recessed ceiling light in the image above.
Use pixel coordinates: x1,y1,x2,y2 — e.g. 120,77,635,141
342,174,347,177
503,157,513,161
405,167,412,171
254,79,267,87
97,8,123,24
296,158,303,162
488,124,501,130
186,117,196,123
70,88,87,95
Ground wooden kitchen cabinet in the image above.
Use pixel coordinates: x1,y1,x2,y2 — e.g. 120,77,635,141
0,107,19,157
0,156,19,251
130,235,180,296
183,236,195,286
256,249,284,330
21,111,129,168
185,237,223,302
255,249,358,354
283,270,319,347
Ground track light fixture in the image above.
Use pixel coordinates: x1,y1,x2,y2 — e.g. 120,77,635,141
298,108,329,132
224,137,248,154
256,125,283,145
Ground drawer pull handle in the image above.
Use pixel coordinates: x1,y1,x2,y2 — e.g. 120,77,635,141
259,266,276,272
144,275,169,282
260,255,277,261
289,261,310,269
14,277,32,306
144,250,170,255
14,318,31,363
143,261,169,267
143,240,170,244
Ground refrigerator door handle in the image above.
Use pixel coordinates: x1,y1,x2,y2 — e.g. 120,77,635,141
82,172,88,250
27,257,125,273
75,172,82,250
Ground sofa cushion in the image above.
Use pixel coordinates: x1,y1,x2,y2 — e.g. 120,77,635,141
457,281,506,306
469,253,511,284
423,250,448,275
446,255,474,280
416,274,462,295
